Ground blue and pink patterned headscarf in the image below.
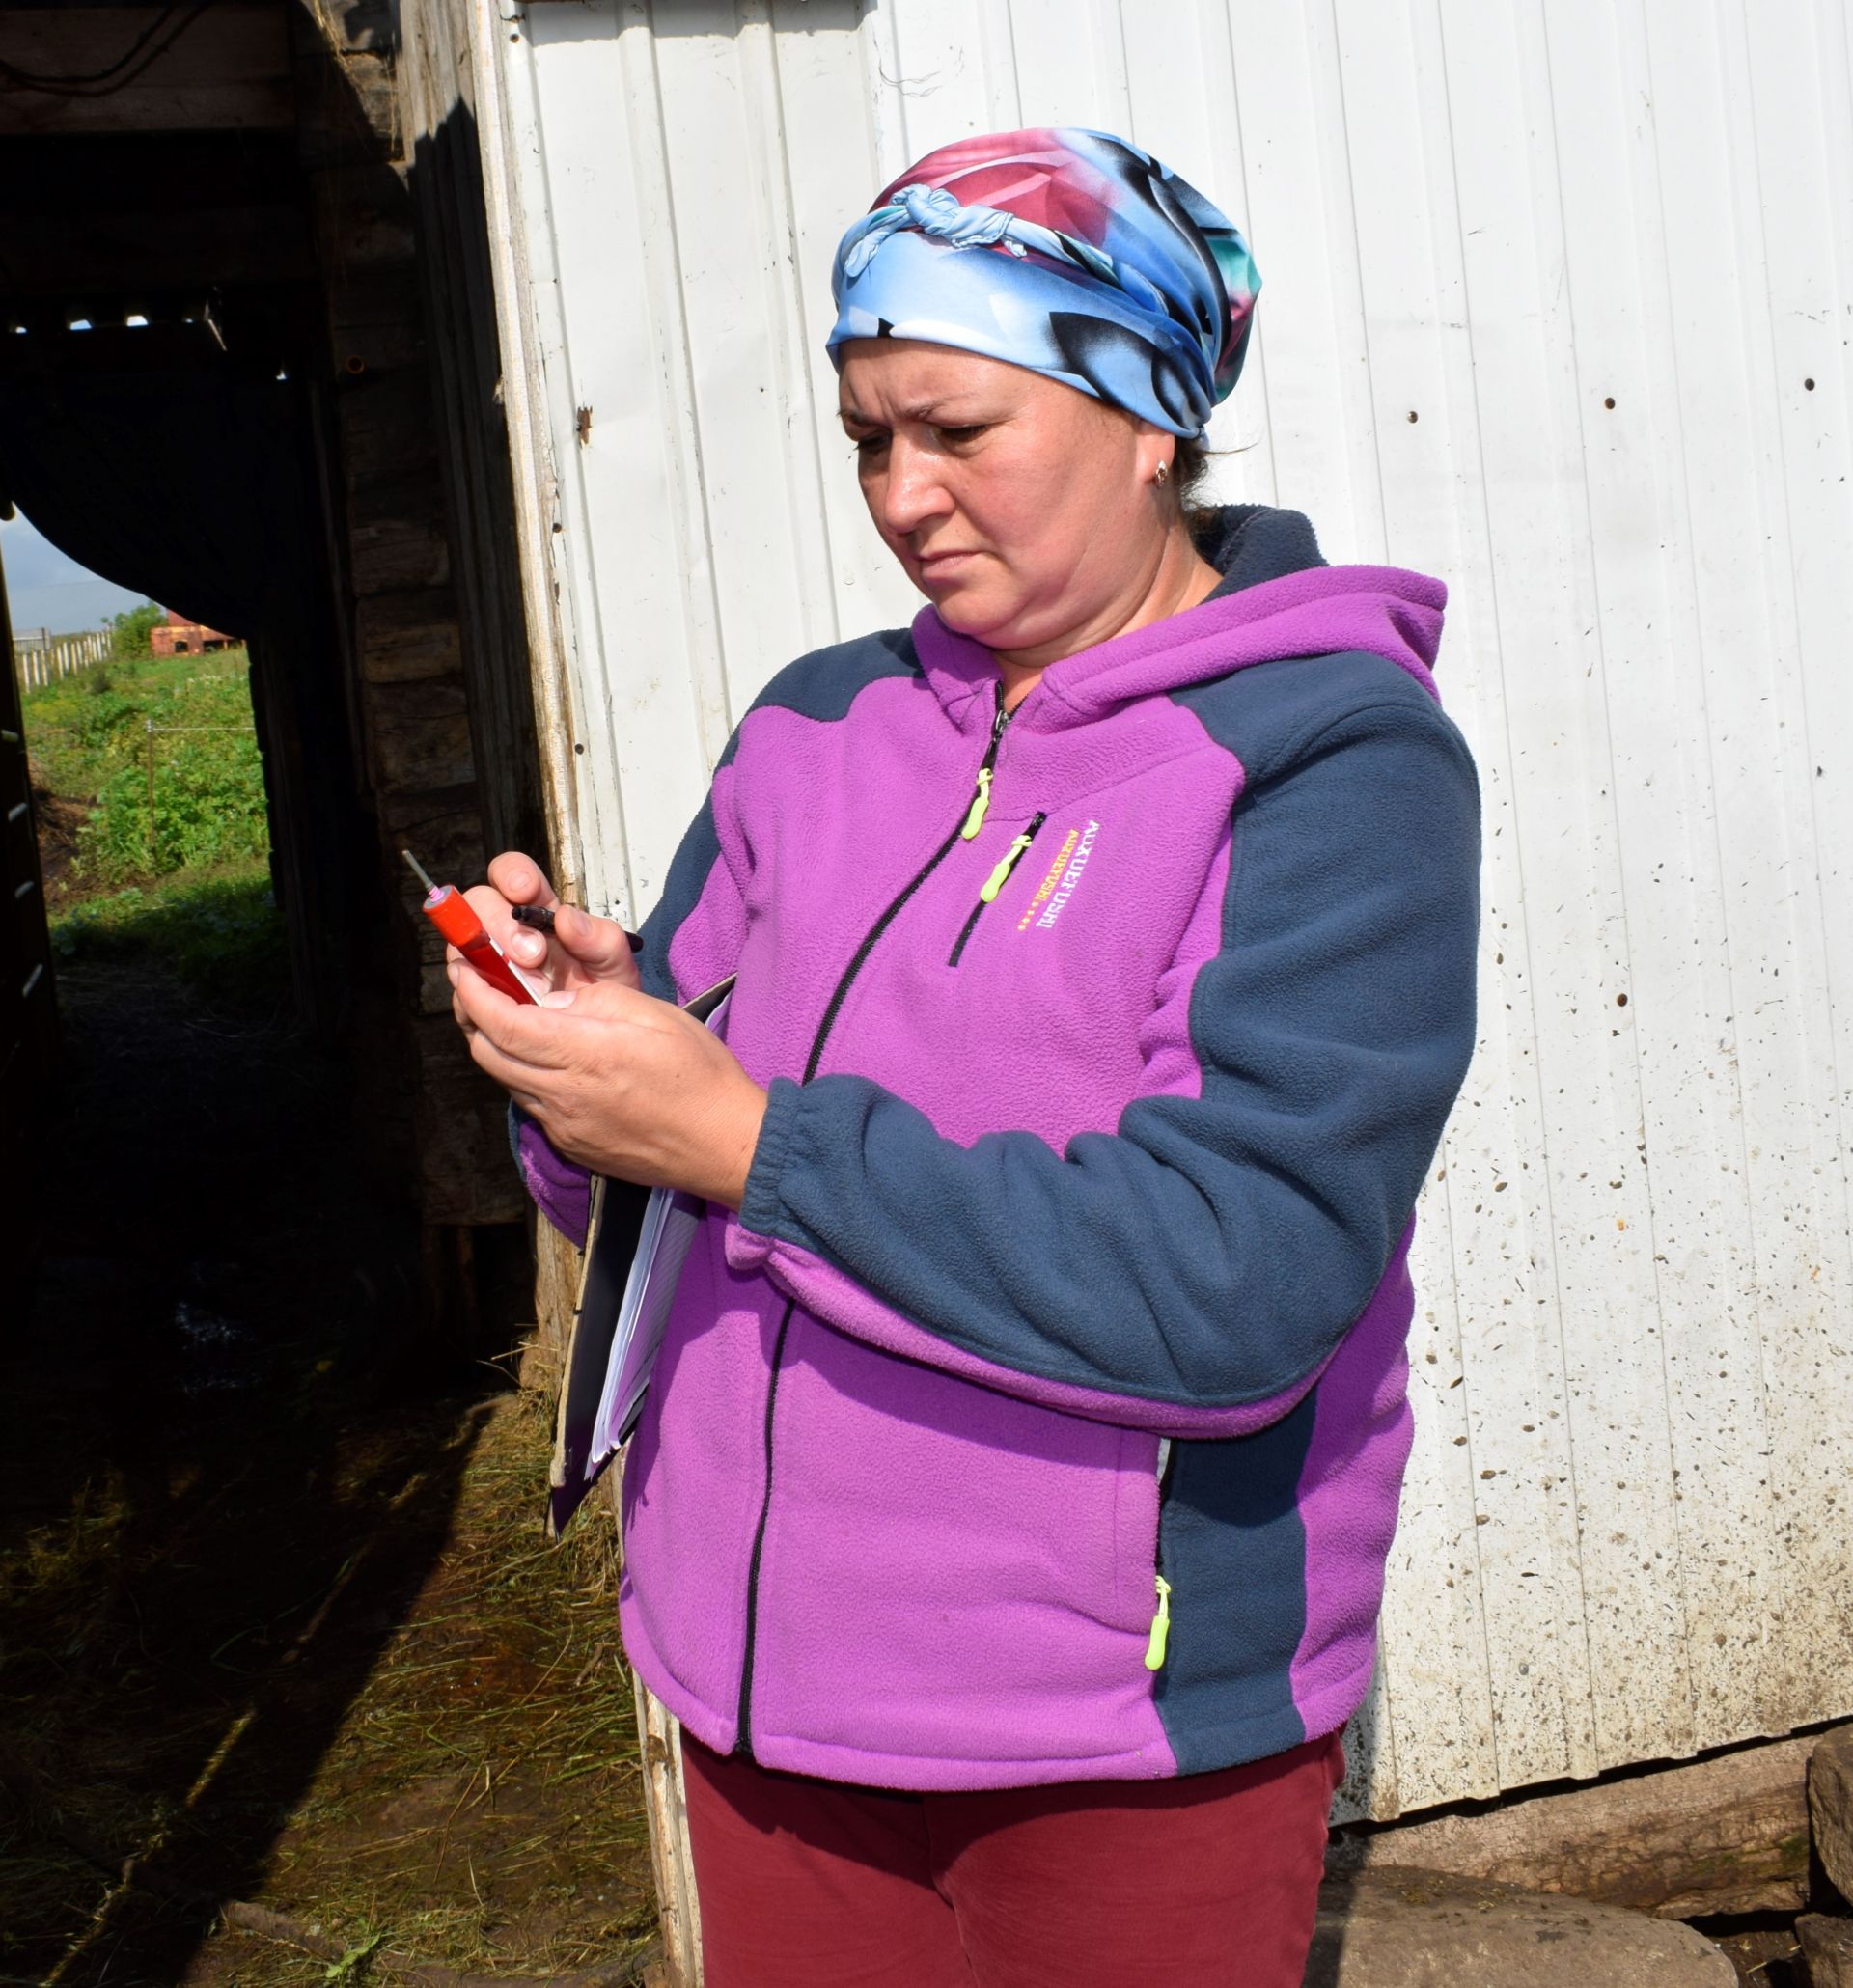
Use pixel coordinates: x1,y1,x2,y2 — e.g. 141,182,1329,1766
827,128,1259,440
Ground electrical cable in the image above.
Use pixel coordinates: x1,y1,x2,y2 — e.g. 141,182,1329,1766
0,3,212,100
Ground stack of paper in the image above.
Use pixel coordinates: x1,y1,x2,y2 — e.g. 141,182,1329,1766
545,980,734,1537
591,1184,704,1458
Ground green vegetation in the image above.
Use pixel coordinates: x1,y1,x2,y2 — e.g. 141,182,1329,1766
26,644,268,882
107,597,165,662
25,644,278,997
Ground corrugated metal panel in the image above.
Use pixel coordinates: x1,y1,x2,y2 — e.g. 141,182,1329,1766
477,0,1853,1819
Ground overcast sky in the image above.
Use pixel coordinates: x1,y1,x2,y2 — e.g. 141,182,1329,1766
1,510,148,638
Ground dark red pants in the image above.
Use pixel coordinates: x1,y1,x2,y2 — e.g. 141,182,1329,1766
681,1730,1343,1987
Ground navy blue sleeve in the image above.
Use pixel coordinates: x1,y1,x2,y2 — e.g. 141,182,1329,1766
735,665,1480,1428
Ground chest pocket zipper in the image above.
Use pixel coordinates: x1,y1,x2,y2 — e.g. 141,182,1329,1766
948,811,1046,967
1145,1575,1173,1670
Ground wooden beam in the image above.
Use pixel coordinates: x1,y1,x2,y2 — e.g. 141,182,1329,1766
0,203,314,293
0,8,291,137
0,322,247,375
0,132,305,219
1330,1732,1829,1920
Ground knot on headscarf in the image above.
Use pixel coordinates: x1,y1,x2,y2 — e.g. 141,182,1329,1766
842,185,1031,276
827,127,1260,439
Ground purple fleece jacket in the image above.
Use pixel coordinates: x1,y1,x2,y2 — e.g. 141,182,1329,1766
517,510,1480,1789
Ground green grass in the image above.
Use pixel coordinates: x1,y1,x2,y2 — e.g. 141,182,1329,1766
27,645,282,1000
25,645,269,888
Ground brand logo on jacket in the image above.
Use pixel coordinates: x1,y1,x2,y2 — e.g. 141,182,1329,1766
1018,819,1100,932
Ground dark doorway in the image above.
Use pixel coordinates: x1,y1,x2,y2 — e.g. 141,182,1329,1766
0,23,546,1975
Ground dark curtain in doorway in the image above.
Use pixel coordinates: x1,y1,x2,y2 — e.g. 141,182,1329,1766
0,360,368,1038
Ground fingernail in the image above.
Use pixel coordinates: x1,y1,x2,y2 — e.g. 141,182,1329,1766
540,989,577,1010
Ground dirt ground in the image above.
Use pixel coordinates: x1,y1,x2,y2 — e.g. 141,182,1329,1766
25,760,84,900
1,904,660,1982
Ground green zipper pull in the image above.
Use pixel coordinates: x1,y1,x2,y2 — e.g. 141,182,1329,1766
961,765,993,841
1144,1574,1172,1671
978,827,1035,902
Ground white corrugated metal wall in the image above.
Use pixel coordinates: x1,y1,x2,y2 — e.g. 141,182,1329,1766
476,0,1853,1820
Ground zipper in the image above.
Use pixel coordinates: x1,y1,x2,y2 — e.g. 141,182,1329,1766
736,683,1019,1755
1145,1575,1173,1670
961,766,994,839
948,811,1046,967
734,1299,794,1751
960,691,1011,841
1146,1437,1176,1672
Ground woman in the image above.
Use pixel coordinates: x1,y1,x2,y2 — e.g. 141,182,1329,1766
451,129,1480,1988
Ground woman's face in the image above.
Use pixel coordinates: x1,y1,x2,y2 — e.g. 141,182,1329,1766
837,339,1175,657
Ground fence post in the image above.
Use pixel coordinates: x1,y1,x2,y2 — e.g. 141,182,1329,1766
145,719,157,869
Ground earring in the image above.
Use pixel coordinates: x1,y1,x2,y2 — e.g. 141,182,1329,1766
1154,460,1171,486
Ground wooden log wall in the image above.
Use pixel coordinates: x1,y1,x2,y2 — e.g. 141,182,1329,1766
391,0,578,1355
289,0,528,1230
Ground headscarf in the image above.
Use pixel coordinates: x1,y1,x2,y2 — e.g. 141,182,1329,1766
827,127,1259,440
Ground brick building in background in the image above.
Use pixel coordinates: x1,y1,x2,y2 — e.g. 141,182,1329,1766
149,608,237,657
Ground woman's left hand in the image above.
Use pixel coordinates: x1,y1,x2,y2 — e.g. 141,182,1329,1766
449,963,768,1210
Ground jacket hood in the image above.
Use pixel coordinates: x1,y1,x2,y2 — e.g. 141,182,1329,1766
911,504,1446,733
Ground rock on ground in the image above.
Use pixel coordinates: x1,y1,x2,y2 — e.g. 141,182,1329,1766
1812,1726,1853,1903
1799,1914,1853,1988
1306,1867,1736,1987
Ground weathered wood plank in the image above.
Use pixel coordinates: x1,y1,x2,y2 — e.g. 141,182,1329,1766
410,1012,525,1226
345,461,455,594
348,517,451,597
327,314,426,377
394,0,548,863
531,1216,583,1377
335,373,441,489
633,1680,705,1988
306,165,418,271
0,205,315,293
1330,1732,1833,1919
326,262,426,336
356,588,463,682
365,676,474,789
0,131,303,217
293,48,401,168
298,0,396,57
381,782,485,870
0,8,291,136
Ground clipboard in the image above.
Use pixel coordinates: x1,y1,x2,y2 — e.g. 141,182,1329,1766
545,974,735,1537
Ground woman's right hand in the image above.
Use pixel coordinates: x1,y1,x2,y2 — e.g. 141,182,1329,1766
463,850,643,999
